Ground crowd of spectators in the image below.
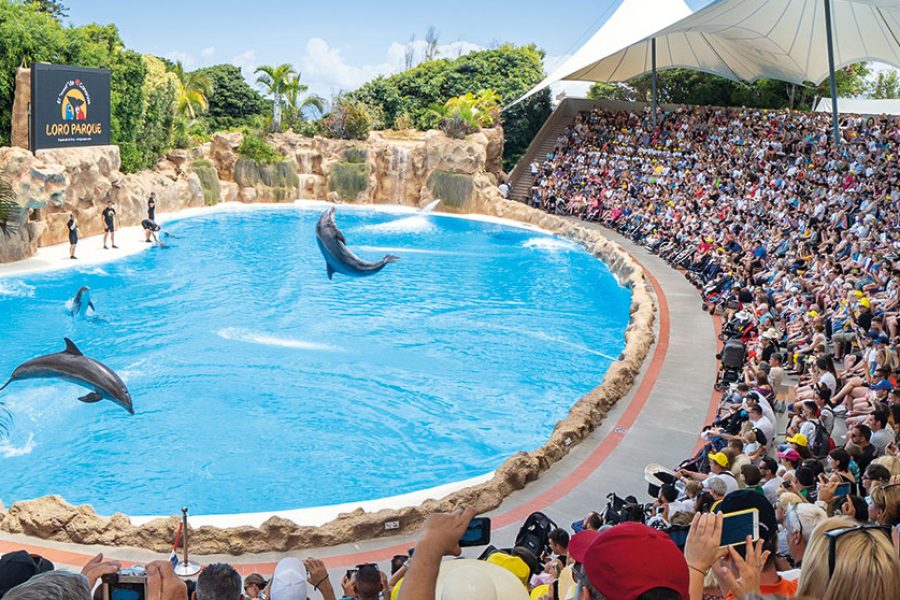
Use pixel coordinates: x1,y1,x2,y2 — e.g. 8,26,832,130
3,104,900,599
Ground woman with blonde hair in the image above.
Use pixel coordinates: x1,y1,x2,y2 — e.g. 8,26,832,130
869,482,900,526
796,516,900,600
871,454,900,478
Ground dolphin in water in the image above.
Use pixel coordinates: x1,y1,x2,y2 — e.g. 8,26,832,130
0,338,134,415
315,208,399,280
69,286,95,317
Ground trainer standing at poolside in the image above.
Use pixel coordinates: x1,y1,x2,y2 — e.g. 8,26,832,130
101,200,118,249
66,212,78,259
144,192,158,243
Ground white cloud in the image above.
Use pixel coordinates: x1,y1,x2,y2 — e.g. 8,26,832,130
201,47,217,60
232,49,258,81
166,50,195,69
298,37,484,97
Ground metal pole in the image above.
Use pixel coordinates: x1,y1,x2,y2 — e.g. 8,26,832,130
181,507,189,567
651,38,658,127
823,0,840,146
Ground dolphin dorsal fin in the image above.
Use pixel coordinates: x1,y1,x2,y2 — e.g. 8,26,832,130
63,338,84,356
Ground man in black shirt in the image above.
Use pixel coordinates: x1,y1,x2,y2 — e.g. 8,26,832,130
849,424,877,477
145,192,157,243
101,200,117,249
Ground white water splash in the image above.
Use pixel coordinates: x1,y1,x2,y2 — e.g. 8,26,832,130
216,327,342,353
0,433,36,457
77,267,108,276
353,216,436,234
0,281,35,298
522,237,577,252
421,199,441,213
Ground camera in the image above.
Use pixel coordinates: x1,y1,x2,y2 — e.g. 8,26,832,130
102,565,148,600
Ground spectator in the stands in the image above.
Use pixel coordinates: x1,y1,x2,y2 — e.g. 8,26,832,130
849,424,877,473
870,410,894,455
796,516,900,600
194,563,241,600
759,457,784,505
783,503,827,575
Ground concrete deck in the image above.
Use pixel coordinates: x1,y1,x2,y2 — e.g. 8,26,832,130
0,223,720,582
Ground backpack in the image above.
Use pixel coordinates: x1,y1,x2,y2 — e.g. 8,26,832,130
514,512,557,559
810,419,835,459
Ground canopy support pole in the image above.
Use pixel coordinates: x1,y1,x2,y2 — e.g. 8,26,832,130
651,37,658,127
823,0,840,146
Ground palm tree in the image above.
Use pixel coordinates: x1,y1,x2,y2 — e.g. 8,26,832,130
172,61,212,120
255,63,296,131
284,74,326,126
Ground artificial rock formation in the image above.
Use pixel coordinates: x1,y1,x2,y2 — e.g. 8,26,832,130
0,145,204,260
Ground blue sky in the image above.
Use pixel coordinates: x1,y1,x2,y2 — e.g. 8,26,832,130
65,0,714,98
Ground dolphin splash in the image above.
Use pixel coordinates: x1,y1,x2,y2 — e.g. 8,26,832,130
69,286,95,317
0,338,134,416
315,208,399,280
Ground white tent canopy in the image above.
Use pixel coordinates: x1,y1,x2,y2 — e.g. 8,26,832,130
517,0,900,105
815,97,900,114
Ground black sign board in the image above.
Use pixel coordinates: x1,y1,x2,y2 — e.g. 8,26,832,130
30,62,111,151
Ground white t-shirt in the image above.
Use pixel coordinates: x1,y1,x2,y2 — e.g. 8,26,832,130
762,476,784,505
751,415,776,446
819,371,837,395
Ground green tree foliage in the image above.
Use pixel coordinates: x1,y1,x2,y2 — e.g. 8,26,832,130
324,96,375,140
196,64,268,132
237,132,284,164
255,63,295,131
868,70,900,99
347,44,551,169
110,49,147,172
138,55,178,162
587,64,872,110
171,60,212,119
27,0,66,19
430,90,501,139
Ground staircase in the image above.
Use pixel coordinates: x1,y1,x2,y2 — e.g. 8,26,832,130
506,98,594,203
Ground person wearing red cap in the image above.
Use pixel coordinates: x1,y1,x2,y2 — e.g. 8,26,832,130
567,522,690,599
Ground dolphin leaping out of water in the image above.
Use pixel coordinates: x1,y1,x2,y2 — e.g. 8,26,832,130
70,286,95,318
315,208,399,280
0,338,134,415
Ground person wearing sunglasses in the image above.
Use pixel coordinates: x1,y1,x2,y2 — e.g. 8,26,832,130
796,516,900,600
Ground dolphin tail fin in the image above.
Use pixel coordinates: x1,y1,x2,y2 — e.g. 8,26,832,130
327,263,336,280
78,391,103,404
384,254,400,264
63,338,84,356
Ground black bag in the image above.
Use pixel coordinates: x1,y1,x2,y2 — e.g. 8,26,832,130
810,420,834,459
514,512,557,559
601,493,642,525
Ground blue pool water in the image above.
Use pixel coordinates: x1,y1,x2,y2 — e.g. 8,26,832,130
0,206,630,516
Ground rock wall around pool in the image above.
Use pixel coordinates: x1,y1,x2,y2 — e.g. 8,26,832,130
0,189,657,555
0,127,502,263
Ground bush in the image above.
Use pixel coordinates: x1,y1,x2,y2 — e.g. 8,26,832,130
238,133,284,164
324,97,374,140
431,90,501,139
343,147,367,164
293,119,325,138
328,162,369,200
0,176,22,232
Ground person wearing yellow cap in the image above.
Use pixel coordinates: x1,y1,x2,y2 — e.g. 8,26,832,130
676,450,739,495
